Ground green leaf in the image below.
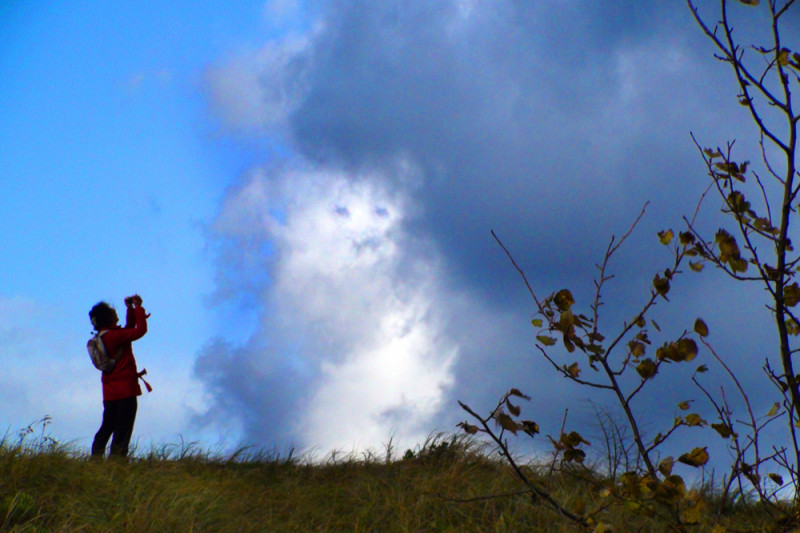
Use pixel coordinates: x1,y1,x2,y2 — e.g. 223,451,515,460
678,400,691,411
537,335,557,346
696,364,709,373
531,318,543,327
694,318,709,337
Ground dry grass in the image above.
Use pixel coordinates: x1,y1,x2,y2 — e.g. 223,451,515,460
0,432,789,532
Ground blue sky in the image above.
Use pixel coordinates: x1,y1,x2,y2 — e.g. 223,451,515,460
2,0,798,468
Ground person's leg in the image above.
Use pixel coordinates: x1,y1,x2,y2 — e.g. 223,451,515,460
91,400,117,457
109,396,138,457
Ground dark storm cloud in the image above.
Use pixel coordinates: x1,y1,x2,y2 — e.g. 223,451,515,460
285,0,740,302
194,338,310,448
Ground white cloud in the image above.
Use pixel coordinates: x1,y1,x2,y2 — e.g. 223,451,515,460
202,164,458,452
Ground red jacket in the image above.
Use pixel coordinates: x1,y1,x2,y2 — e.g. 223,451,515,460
98,305,148,401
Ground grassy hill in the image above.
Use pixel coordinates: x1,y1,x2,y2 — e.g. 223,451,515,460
0,432,788,532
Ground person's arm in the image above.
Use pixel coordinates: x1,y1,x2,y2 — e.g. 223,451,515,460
125,302,135,328
116,295,148,343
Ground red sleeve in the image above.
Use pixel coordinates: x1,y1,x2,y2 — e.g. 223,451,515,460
113,306,148,343
125,305,135,328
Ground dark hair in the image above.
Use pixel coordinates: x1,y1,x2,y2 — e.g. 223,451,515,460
89,302,116,330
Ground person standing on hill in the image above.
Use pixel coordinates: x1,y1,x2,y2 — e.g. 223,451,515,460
88,294,150,458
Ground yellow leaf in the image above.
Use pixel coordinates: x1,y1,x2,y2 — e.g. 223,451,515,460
677,338,698,362
566,362,581,378
689,260,705,272
658,229,674,245
679,231,695,245
658,456,674,476
629,340,646,357
636,358,657,380
682,498,706,524
561,431,590,447
711,422,733,438
739,0,759,5
496,413,519,434
531,318,543,327
678,447,709,467
508,388,530,400
778,48,791,66
458,422,478,434
653,273,670,298
768,472,784,485
521,420,539,436
784,283,800,307
678,400,691,410
553,289,575,312
694,318,709,337
767,402,780,417
686,413,706,427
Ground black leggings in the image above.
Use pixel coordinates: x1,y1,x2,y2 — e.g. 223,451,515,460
92,396,138,457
